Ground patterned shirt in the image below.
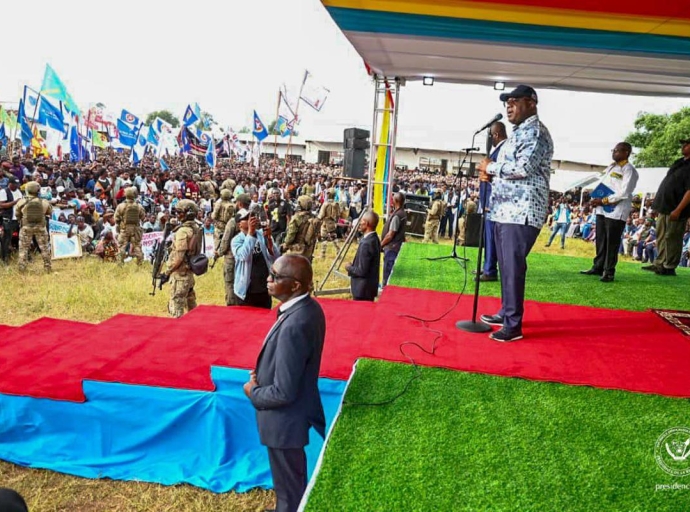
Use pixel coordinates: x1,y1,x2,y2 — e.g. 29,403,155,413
487,115,553,228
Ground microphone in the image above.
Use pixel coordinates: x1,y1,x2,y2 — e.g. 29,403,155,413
475,113,503,134
461,147,479,152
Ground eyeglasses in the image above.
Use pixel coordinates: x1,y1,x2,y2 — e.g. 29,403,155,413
503,97,532,107
268,269,295,282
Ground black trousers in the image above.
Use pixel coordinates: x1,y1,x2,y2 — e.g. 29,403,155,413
268,447,307,512
1,219,18,262
592,215,626,276
239,291,272,309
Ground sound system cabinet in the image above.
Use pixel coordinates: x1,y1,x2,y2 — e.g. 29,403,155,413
464,212,482,247
405,209,426,237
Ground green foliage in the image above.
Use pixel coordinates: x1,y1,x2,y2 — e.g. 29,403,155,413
266,118,298,137
238,126,251,134
306,359,689,512
625,107,690,167
145,110,180,128
389,241,689,311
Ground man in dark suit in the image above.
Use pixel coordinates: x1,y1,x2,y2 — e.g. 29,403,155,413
346,211,381,301
244,254,325,512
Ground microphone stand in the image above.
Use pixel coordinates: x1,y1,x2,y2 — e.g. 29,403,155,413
456,128,494,333
424,135,479,266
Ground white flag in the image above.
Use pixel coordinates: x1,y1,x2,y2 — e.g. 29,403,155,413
299,70,329,112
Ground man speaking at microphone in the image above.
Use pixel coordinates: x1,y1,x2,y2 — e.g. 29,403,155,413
476,85,553,342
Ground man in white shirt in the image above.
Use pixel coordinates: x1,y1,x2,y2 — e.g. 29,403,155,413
0,178,23,262
580,142,639,282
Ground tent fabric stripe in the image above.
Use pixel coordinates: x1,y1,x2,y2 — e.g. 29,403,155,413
322,0,690,37
325,7,690,58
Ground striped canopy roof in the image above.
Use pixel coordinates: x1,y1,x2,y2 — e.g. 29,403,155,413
321,0,690,97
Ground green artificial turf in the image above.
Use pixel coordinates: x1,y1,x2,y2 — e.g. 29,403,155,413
388,242,689,311
306,359,690,512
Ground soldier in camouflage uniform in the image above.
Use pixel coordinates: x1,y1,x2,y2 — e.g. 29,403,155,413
15,181,52,272
282,195,321,261
217,193,250,306
114,187,146,264
164,200,202,317
211,189,235,249
318,189,340,257
220,174,236,196
423,191,445,244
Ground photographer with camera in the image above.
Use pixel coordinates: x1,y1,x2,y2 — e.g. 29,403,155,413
231,208,280,309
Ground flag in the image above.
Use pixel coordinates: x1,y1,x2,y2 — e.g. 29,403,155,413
22,86,41,121
40,64,79,115
160,157,169,171
131,126,147,163
0,124,6,143
252,111,268,141
24,85,67,134
146,125,161,146
17,100,34,148
206,136,216,168
120,109,140,126
91,130,108,149
180,127,191,154
155,117,172,134
183,105,199,127
31,126,50,158
300,70,329,112
276,116,290,137
373,82,394,228
116,119,138,148
70,125,82,161
0,108,17,132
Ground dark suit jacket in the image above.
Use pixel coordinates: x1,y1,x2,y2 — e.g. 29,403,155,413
250,296,326,449
347,232,381,301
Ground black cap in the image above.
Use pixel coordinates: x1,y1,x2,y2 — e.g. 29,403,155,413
499,85,538,104
680,138,690,144
7,177,18,185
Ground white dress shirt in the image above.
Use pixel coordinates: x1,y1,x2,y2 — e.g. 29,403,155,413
594,160,639,221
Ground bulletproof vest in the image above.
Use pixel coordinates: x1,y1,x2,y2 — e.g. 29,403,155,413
124,202,140,226
24,198,45,227
325,202,338,219
221,202,235,223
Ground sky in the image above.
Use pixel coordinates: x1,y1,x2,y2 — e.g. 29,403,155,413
1,0,688,165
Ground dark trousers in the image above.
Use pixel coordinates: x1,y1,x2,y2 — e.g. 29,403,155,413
439,209,453,237
653,213,686,270
482,217,498,277
268,447,307,512
592,215,626,276
239,291,272,309
1,219,18,262
383,249,399,286
494,222,540,333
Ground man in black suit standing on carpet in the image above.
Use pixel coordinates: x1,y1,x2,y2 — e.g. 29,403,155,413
244,254,326,512
346,211,381,301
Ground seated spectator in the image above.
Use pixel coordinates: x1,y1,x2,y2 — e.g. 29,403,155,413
94,230,119,262
68,216,95,254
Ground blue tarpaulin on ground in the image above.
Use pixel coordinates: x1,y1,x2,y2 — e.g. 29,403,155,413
0,366,346,493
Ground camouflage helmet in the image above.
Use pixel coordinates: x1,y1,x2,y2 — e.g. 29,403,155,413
326,188,336,199
175,199,198,219
220,189,232,200
125,187,138,200
25,181,41,196
297,195,313,211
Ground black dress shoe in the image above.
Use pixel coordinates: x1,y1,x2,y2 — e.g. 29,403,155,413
600,274,614,283
478,274,498,282
655,267,677,276
641,265,659,272
480,314,504,326
580,269,603,276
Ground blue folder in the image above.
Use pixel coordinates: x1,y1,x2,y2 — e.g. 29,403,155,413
590,182,615,213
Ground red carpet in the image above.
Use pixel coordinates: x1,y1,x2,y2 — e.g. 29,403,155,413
1,286,689,402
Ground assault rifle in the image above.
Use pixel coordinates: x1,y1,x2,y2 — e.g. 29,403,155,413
150,222,173,296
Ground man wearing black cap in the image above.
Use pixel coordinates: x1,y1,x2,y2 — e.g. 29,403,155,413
476,85,554,342
643,138,690,276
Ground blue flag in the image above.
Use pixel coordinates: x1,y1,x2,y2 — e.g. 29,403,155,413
38,97,66,133
180,127,191,154
146,125,160,147
70,125,82,162
116,119,138,148
17,99,34,148
120,109,140,126
183,105,199,127
252,111,268,141
206,136,216,168
160,158,169,171
0,123,5,143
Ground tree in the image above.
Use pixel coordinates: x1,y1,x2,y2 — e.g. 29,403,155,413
267,119,298,137
238,126,251,134
145,110,180,128
625,107,690,167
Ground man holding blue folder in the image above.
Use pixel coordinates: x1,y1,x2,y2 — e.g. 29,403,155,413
580,142,638,282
